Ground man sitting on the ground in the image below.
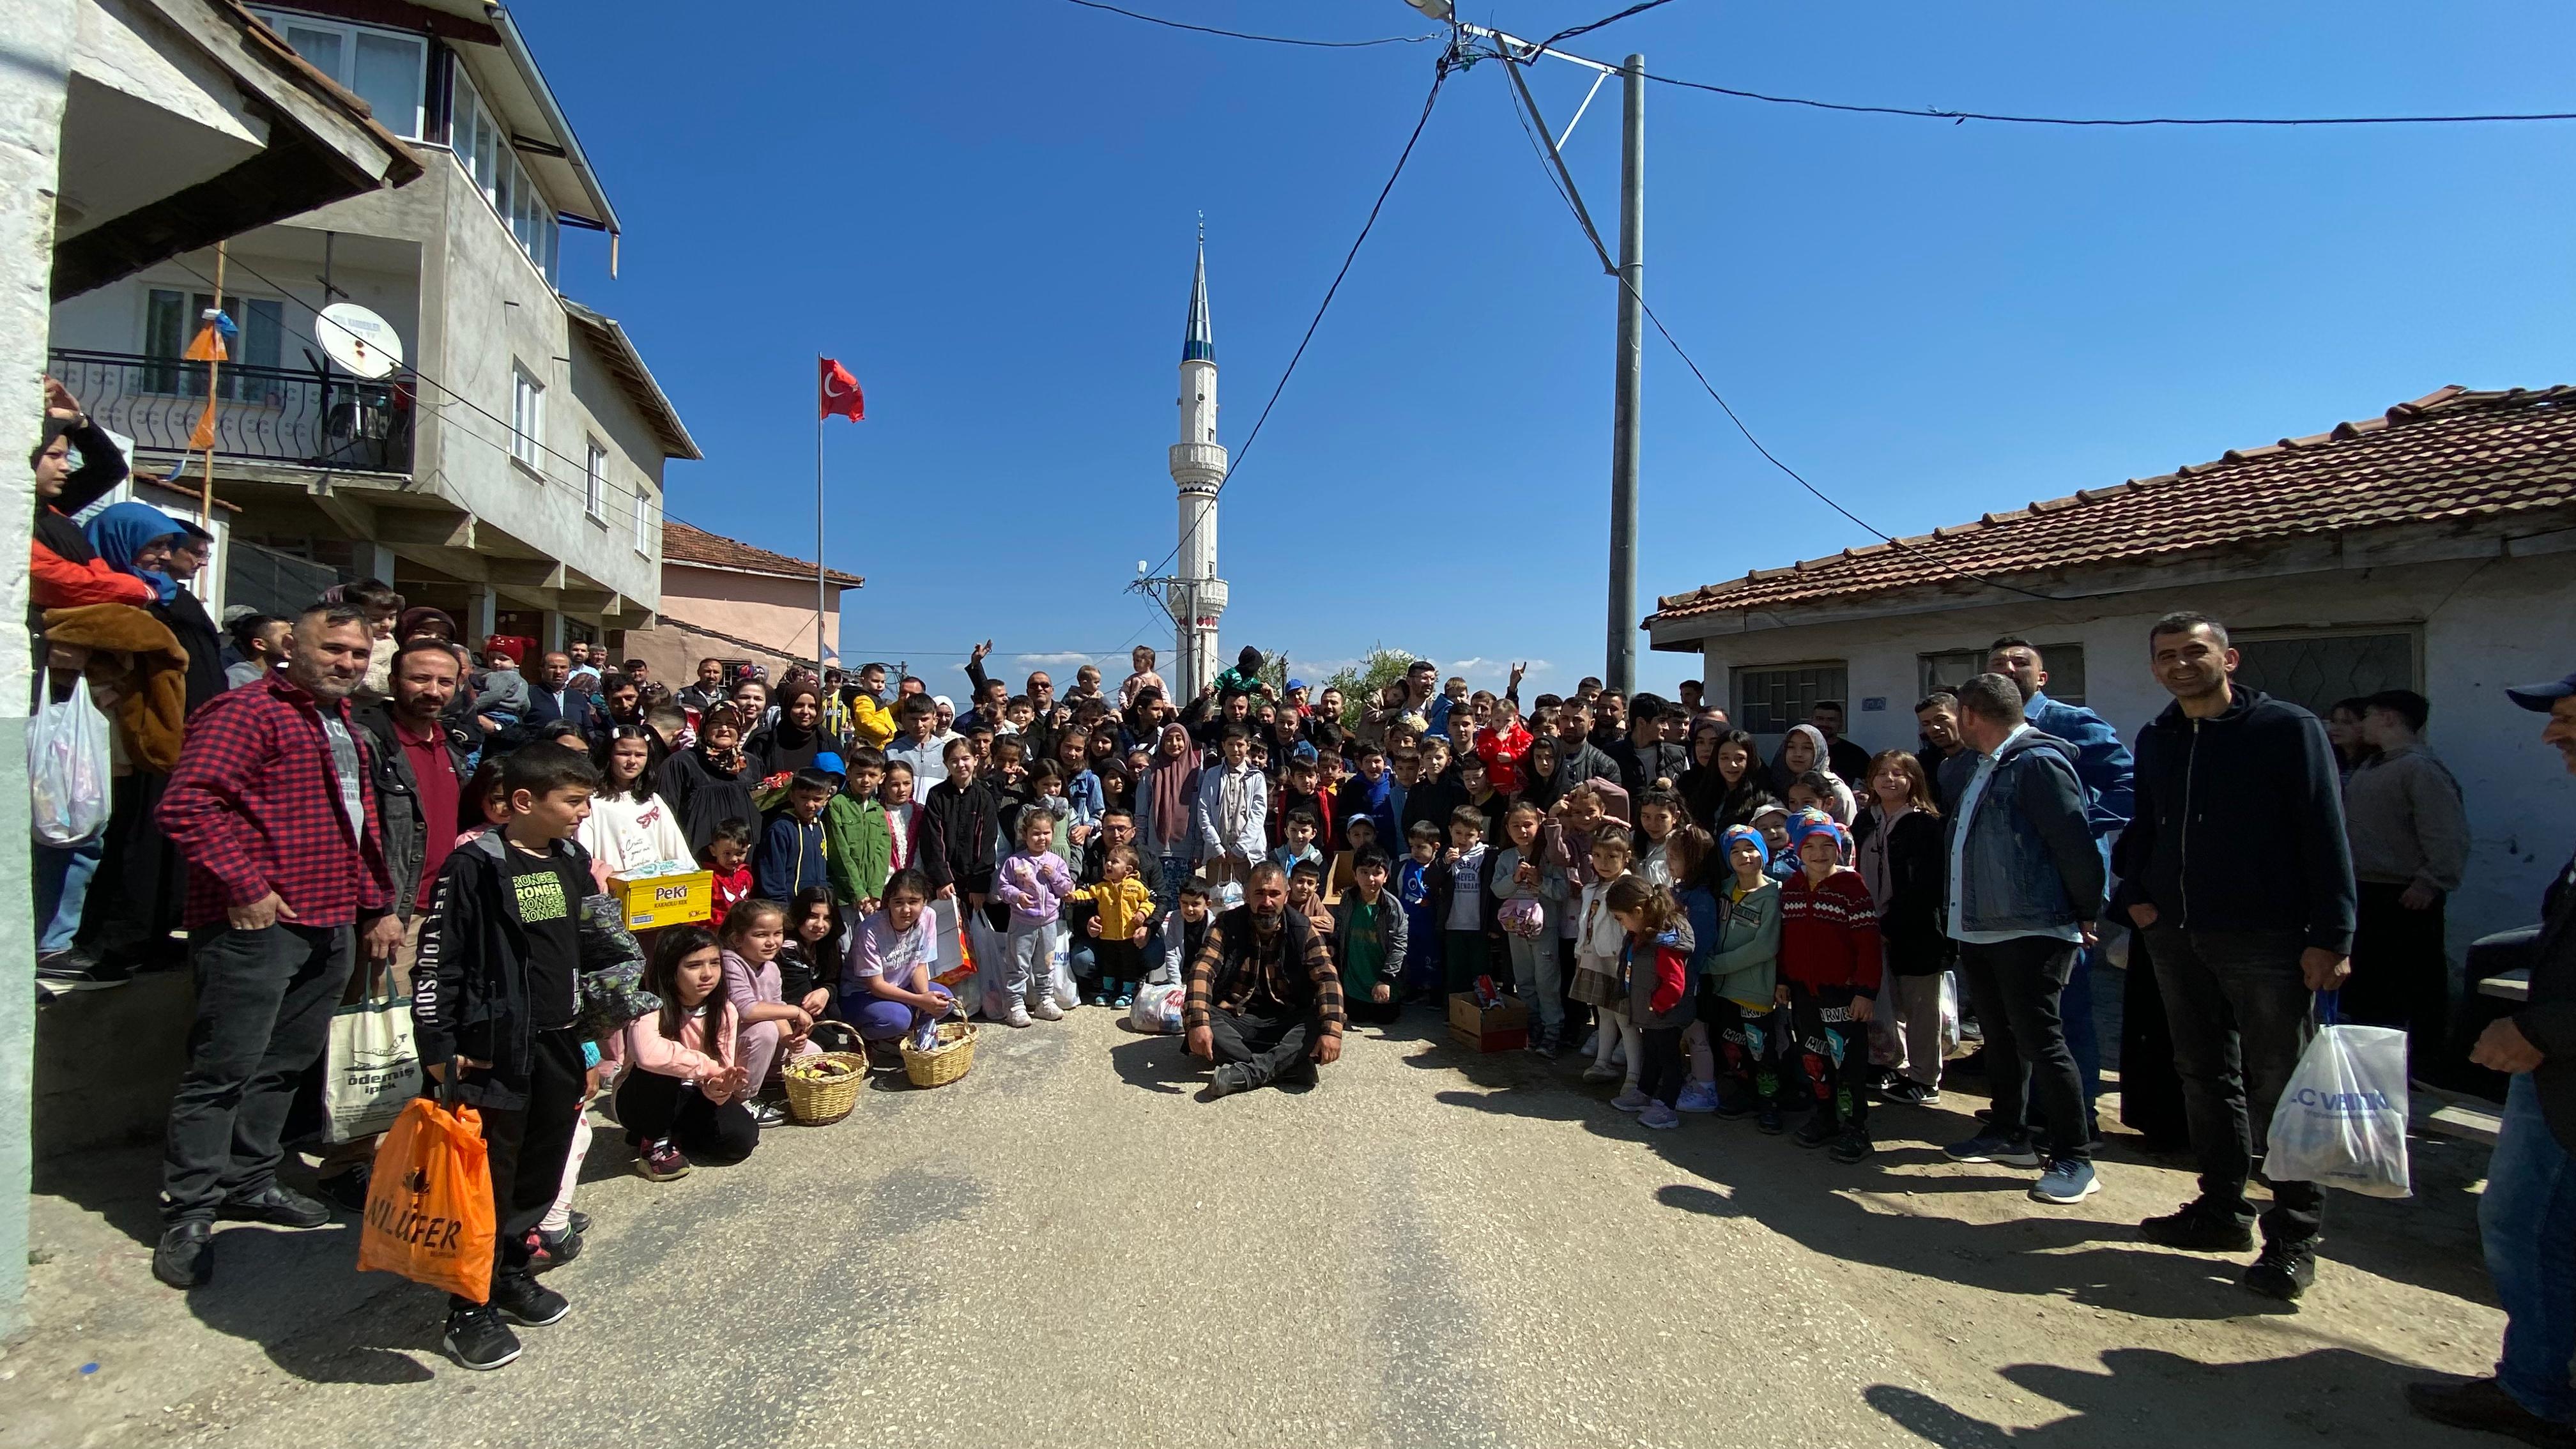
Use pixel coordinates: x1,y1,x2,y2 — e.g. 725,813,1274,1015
1184,861,1344,1099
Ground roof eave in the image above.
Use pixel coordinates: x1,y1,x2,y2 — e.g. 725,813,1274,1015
486,4,618,235
667,558,864,589
563,300,701,461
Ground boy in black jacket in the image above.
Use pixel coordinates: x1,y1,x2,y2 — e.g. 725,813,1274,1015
920,737,998,910
413,743,630,1372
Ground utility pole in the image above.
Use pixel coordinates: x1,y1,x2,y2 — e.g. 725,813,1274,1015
1604,53,1644,696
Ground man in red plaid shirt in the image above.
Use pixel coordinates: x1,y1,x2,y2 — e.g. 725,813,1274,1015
150,602,399,1289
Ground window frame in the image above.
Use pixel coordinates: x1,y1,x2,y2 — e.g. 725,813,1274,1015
1917,641,2089,707
446,62,562,288
249,10,427,139
632,483,654,556
509,365,545,474
2227,625,2423,715
1730,660,1851,738
583,438,609,523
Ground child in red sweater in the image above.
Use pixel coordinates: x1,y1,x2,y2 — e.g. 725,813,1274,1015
1777,815,1880,1163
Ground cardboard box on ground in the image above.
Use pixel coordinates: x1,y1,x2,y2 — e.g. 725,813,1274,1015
1448,992,1528,1053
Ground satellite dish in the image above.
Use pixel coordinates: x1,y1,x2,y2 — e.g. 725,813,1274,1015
318,302,402,379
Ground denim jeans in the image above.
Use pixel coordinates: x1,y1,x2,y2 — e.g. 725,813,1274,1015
2149,926,2324,1244
2485,1073,2576,1425
162,923,355,1222
32,839,98,954
1505,932,1564,1028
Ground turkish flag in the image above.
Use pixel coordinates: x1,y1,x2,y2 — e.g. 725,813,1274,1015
818,357,865,422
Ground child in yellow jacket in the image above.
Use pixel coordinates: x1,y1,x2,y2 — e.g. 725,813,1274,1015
1075,845,1158,1008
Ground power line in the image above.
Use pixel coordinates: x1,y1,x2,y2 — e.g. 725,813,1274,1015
1492,49,2085,605
1060,0,1435,49
1538,0,1680,51
1638,68,2576,127
1133,51,1456,588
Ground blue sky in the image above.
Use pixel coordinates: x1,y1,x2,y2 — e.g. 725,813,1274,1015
520,1,2575,699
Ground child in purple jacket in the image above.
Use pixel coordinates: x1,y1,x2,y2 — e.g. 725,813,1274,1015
993,803,1077,1028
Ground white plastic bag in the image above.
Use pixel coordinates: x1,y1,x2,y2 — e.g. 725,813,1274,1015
1130,983,1186,1035
2262,1013,2412,1199
321,976,421,1144
29,676,111,847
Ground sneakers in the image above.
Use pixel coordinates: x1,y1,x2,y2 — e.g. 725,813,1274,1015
1001,999,1032,1029
1581,1062,1621,1085
1639,1100,1682,1130
749,1100,788,1129
152,1220,213,1289
2243,1239,2319,1302
1609,1089,1652,1113
1943,1132,2043,1169
443,1303,522,1371
35,949,130,993
491,1272,569,1327
525,1227,582,1271
1882,1079,1940,1106
1675,1081,1721,1115
1829,1130,1875,1164
2139,1199,2256,1252
634,1137,692,1181
1793,1114,1839,1149
2405,1377,2576,1447
217,1184,334,1229
1087,986,1110,1008
1756,1103,1786,1135
2030,1158,2101,1204
1113,983,1135,1009
1200,1063,1254,1101
1030,995,1065,1022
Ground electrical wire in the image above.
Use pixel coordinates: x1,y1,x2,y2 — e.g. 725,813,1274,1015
1131,52,1456,589
1538,0,1680,51
1059,0,1436,49
1637,68,2576,127
1492,48,2087,605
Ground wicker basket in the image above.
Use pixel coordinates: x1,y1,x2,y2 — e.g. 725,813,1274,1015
900,1018,977,1089
781,1050,868,1126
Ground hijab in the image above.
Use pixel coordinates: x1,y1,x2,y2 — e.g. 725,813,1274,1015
1146,723,1197,843
84,502,183,602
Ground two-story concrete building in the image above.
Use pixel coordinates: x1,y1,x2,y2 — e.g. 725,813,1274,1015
45,0,696,646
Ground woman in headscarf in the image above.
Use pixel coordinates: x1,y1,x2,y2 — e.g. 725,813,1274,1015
73,502,223,977
746,678,835,777
659,703,760,855
1135,722,1200,912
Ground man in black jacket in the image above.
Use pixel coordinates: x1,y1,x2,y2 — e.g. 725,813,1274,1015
2113,612,2354,1305
2407,670,2576,1442
523,652,597,734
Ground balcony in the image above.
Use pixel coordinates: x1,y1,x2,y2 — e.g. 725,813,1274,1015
47,348,416,475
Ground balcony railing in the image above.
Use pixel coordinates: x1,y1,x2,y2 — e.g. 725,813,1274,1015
47,348,416,475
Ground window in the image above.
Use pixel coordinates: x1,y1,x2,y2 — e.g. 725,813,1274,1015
584,440,608,521
251,11,425,137
632,485,654,555
1732,662,1848,736
2232,630,2417,717
1919,642,2088,706
510,366,544,471
448,66,561,286
144,289,283,397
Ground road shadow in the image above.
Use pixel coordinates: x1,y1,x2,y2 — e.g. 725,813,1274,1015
32,1146,434,1385
1404,1009,2496,1324
1108,1034,1205,1094
1864,1346,2481,1448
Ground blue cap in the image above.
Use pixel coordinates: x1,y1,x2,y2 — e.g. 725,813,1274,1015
813,751,846,776
1287,678,1308,692
2506,671,2576,711
1291,741,1319,764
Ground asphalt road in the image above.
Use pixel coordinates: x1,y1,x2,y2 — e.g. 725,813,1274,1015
7,1008,2514,1448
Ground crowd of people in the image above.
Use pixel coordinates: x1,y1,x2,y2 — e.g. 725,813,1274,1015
24,384,2575,1436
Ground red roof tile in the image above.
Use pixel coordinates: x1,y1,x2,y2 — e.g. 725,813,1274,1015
1647,385,2576,624
662,519,862,588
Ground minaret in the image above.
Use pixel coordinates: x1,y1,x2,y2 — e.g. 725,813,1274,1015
1167,231,1227,702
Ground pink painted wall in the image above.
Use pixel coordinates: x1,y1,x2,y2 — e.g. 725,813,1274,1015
657,564,845,657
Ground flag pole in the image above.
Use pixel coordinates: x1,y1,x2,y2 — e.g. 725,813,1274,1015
198,240,227,522
815,356,827,671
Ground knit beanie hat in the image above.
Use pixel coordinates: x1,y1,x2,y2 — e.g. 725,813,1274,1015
1720,824,1769,868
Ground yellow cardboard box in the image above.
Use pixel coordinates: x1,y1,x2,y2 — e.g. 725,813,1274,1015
608,869,714,931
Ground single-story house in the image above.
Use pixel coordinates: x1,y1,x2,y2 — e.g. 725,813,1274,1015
1643,384,2576,953
613,519,862,684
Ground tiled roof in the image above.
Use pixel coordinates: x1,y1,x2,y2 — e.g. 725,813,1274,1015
662,519,862,587
1647,385,2576,625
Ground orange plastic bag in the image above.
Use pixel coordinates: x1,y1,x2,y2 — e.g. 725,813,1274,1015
357,1096,496,1303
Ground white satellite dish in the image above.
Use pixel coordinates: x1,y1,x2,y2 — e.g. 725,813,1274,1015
318,302,402,379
